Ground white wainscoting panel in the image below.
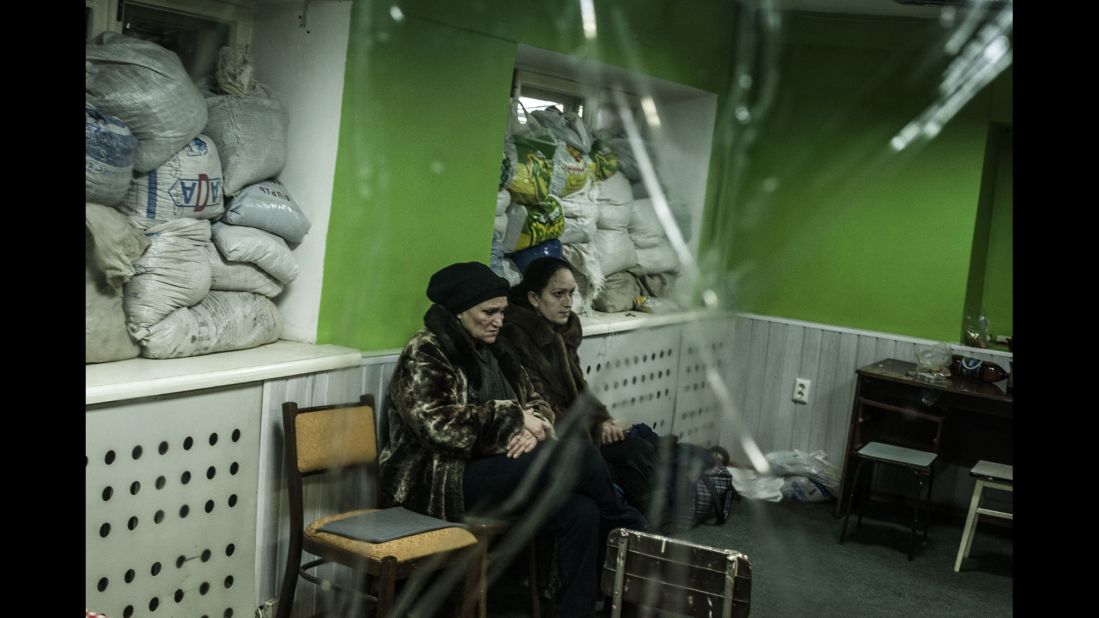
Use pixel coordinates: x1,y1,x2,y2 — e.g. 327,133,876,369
727,313,1013,512
86,385,262,618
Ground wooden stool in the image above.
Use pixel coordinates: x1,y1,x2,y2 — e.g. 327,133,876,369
954,460,1013,572
840,441,936,561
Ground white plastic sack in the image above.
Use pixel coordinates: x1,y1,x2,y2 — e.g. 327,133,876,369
124,218,212,330
727,466,784,502
557,178,597,217
211,222,300,284
780,476,834,503
557,183,598,244
205,90,289,196
496,190,510,216
592,271,640,313
596,202,632,232
593,229,638,276
561,242,603,317
86,104,137,206
85,32,207,173
765,450,840,490
560,216,596,245
216,45,258,97
207,243,284,298
639,272,675,298
136,291,282,359
498,203,528,253
86,203,150,289
628,198,666,249
595,172,634,206
600,135,657,183
498,256,522,286
118,134,224,221
494,212,508,236
531,108,593,152
636,242,679,275
550,143,592,199
86,235,141,364
223,179,311,244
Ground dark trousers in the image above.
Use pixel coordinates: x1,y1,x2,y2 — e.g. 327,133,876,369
600,435,659,513
463,438,646,618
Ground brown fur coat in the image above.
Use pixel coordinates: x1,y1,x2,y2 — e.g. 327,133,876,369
498,303,612,444
378,304,555,521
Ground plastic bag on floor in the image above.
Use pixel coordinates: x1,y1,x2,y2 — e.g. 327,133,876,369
727,466,784,502
765,449,840,491
780,476,834,503
86,32,207,173
136,291,282,359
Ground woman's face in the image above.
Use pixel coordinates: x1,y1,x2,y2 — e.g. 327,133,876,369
458,296,508,344
528,268,576,326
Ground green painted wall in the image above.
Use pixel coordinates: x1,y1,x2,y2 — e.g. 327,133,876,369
982,131,1013,339
701,14,1013,343
318,5,1012,350
318,0,736,349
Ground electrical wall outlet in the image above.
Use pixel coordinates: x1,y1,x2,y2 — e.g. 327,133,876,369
793,378,811,404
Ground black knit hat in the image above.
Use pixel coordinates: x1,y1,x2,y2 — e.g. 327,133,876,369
426,262,510,314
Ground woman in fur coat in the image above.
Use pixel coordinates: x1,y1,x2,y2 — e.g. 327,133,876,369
378,261,645,618
499,257,661,517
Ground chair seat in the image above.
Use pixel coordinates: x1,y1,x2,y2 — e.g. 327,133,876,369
970,460,1013,483
306,509,478,563
462,515,512,537
857,441,936,469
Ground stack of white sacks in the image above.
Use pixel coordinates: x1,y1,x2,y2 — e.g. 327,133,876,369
85,34,310,362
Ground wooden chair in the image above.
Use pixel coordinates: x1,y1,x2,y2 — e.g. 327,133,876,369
840,441,937,561
601,528,752,618
954,460,1013,572
463,516,547,618
276,395,482,618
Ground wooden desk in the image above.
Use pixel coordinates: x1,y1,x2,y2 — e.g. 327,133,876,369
834,358,1013,517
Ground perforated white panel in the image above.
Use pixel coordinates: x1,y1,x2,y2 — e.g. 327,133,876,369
86,385,261,618
673,334,731,446
577,325,682,433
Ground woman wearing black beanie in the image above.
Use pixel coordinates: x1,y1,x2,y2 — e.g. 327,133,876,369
379,261,645,618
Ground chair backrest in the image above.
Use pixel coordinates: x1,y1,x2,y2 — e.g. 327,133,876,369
282,395,378,532
287,396,378,474
601,528,751,618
